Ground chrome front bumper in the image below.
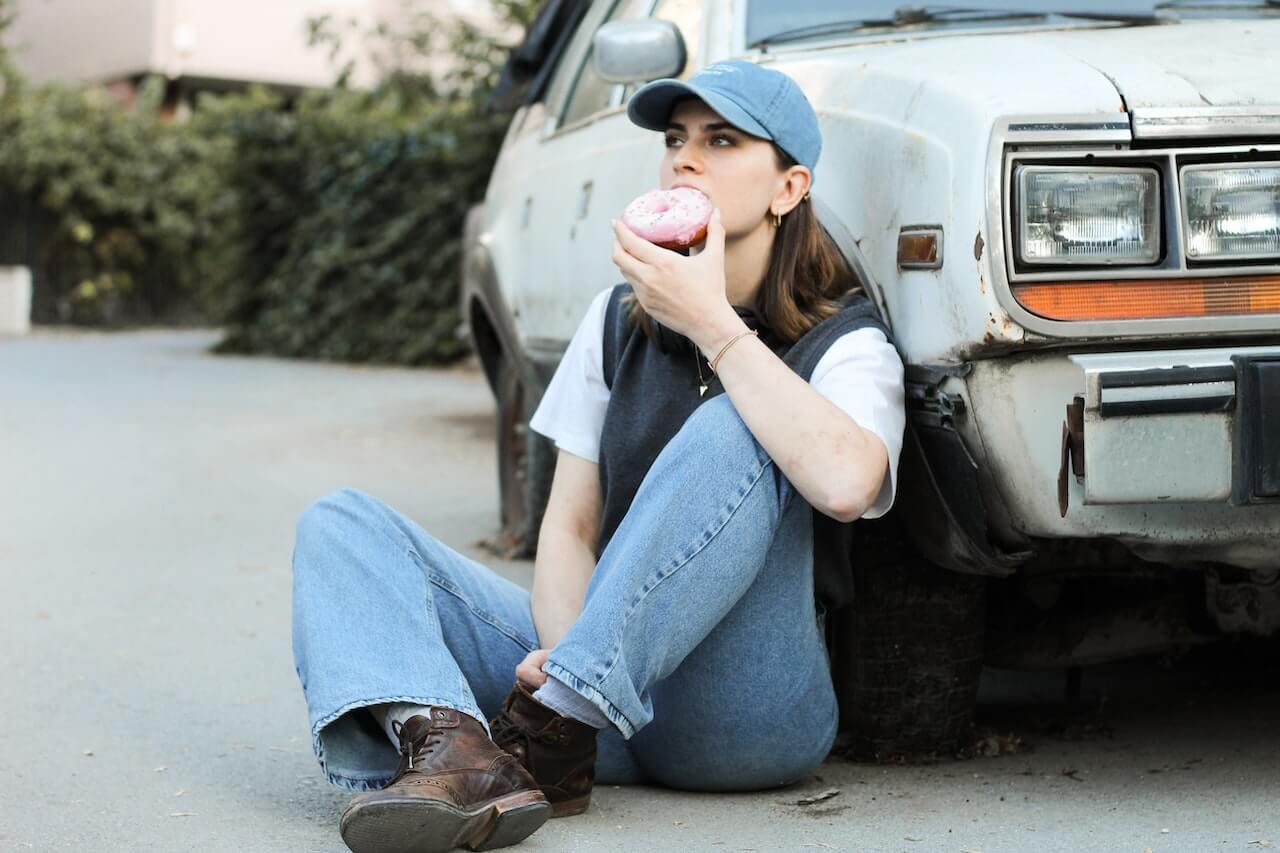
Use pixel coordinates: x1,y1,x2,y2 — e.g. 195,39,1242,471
963,344,1280,571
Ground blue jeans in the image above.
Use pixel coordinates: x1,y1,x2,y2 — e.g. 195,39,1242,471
291,394,838,793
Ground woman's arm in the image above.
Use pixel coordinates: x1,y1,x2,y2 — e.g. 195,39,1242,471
697,321,890,523
530,449,602,650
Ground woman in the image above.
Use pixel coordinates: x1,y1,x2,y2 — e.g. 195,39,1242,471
291,60,905,853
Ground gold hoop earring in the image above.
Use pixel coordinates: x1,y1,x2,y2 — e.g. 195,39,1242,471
773,211,782,228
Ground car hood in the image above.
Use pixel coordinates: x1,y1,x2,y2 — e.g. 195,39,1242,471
1031,19,1280,108
778,18,1280,118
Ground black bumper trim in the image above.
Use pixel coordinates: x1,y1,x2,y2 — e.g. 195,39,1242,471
1098,395,1236,418
1232,355,1280,504
1098,364,1238,389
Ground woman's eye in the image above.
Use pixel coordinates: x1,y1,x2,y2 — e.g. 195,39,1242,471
664,135,733,147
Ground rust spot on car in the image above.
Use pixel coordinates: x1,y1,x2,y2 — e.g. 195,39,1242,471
977,311,1025,351
973,232,984,261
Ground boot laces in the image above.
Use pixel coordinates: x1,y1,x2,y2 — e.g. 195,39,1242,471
391,718,444,771
490,713,564,751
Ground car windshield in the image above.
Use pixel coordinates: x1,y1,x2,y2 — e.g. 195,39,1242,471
747,0,1167,45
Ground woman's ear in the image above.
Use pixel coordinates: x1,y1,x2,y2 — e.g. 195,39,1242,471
777,166,812,215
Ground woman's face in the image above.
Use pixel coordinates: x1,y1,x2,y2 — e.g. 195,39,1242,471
660,98,809,240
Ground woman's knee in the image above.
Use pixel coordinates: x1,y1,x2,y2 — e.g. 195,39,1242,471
686,395,755,448
295,487,424,551
297,487,372,539
663,395,776,483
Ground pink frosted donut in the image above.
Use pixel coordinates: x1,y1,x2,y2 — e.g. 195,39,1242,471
621,187,713,250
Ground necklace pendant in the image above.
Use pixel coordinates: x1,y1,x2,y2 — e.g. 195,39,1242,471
698,383,708,397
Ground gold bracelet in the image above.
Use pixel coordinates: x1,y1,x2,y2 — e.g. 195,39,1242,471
709,329,759,374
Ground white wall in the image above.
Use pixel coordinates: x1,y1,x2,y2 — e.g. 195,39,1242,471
5,0,157,85
154,0,383,88
4,0,518,90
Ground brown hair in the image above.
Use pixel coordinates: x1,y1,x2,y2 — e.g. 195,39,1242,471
623,145,861,344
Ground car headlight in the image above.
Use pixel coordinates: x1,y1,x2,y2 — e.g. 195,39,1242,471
1016,166,1161,265
1182,165,1280,262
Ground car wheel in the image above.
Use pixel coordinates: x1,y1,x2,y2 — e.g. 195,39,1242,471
495,356,554,558
830,520,986,760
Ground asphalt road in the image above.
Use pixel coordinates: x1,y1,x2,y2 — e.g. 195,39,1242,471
2,328,1277,853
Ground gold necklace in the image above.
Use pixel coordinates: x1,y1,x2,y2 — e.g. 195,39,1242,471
695,351,709,397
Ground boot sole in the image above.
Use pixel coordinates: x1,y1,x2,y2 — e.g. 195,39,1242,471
549,794,591,818
339,789,551,853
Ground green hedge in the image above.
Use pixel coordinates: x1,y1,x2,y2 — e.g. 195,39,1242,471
203,87,510,365
0,74,229,324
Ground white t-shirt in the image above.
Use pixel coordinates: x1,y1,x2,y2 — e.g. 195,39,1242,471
529,287,906,519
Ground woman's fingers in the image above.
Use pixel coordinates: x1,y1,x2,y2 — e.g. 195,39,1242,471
610,220,717,337
610,237,638,275
516,648,550,689
705,208,725,259
611,238,648,285
612,217,666,266
516,665,547,689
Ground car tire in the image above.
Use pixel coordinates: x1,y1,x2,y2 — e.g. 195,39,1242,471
495,355,554,558
830,519,987,760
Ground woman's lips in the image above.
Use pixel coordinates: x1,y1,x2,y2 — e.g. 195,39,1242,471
671,184,709,204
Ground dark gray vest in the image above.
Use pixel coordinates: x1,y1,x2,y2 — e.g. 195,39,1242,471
595,283,893,610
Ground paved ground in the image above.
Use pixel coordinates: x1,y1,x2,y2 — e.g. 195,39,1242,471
1,328,1278,853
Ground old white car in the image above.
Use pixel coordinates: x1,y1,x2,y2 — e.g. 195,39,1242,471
462,0,1280,756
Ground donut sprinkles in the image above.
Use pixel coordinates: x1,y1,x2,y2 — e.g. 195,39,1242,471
621,187,713,251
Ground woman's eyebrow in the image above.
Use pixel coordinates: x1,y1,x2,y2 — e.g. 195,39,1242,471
665,121,736,132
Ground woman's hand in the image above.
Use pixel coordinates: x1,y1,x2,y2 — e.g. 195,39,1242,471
516,648,550,689
610,209,743,353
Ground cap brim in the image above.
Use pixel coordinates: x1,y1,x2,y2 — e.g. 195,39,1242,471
626,80,773,143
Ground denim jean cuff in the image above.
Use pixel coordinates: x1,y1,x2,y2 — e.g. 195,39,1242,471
541,660,637,739
311,694,490,791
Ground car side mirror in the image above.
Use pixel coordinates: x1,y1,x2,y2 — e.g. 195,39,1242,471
592,20,687,84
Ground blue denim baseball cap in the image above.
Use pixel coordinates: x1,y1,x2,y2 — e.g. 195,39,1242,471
626,60,821,181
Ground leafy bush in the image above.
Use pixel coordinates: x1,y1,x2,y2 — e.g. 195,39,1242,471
202,87,508,363
0,74,229,324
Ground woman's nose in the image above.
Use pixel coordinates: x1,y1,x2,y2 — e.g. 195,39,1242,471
672,147,702,173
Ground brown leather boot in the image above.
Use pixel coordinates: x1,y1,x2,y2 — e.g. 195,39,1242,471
339,707,551,853
489,683,598,818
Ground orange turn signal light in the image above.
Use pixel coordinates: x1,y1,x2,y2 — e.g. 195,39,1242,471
1012,275,1280,321
897,230,941,269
